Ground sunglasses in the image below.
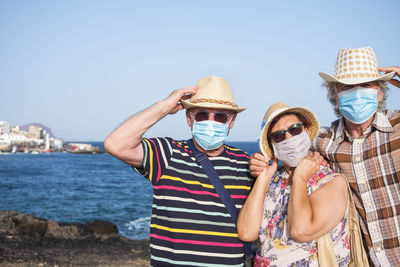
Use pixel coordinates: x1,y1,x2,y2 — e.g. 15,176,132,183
335,82,379,93
190,110,233,124
269,122,304,143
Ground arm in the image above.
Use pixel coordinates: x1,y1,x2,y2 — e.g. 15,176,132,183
378,65,400,88
287,156,348,242
237,159,278,242
104,86,199,167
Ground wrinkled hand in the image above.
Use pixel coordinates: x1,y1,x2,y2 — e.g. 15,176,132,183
308,151,329,167
378,66,400,88
162,86,200,114
249,152,270,178
258,158,278,182
293,155,320,183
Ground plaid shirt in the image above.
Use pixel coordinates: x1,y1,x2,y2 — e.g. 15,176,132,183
312,110,400,267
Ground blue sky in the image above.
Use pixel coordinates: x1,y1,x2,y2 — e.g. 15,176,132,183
1,0,399,141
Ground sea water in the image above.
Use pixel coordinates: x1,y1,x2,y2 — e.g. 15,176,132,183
0,141,259,239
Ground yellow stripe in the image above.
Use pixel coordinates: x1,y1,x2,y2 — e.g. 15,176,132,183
144,139,153,182
150,224,238,237
224,145,242,151
160,175,250,190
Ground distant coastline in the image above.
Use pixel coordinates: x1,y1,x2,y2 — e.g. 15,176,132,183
0,121,104,154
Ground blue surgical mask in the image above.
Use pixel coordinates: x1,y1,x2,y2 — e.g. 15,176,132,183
338,87,378,124
192,120,229,150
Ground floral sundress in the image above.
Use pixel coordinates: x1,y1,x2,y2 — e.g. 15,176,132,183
254,166,350,267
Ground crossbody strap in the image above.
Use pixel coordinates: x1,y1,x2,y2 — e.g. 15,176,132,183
187,139,254,259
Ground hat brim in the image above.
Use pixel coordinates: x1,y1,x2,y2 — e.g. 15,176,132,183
259,107,319,160
181,100,246,112
319,71,395,85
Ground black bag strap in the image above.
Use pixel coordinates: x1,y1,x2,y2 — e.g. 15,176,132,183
187,139,254,259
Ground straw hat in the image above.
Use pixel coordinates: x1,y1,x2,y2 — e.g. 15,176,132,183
259,102,320,160
319,47,395,85
181,76,246,112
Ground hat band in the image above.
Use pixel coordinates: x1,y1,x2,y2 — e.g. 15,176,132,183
191,98,239,108
335,72,380,80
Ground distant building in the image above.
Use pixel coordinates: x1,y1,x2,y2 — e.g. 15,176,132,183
0,133,11,151
11,125,20,133
0,133,27,144
0,121,65,152
0,121,11,135
28,125,43,139
53,138,64,149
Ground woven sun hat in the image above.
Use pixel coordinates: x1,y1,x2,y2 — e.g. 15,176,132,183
181,76,246,112
319,46,395,85
259,102,320,160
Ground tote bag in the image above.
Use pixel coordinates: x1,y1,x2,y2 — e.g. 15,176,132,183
317,179,369,267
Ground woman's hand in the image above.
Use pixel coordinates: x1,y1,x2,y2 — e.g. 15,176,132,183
259,158,278,182
293,156,320,183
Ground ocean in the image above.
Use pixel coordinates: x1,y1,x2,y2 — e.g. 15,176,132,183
0,141,259,240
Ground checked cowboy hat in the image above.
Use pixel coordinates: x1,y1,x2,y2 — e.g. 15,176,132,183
319,46,395,85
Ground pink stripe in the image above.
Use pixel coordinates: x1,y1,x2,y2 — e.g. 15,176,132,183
225,150,250,159
154,185,219,197
232,195,248,199
150,234,243,247
149,139,162,182
154,185,248,199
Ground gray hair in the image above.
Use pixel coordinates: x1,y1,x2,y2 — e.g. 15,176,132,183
323,81,389,117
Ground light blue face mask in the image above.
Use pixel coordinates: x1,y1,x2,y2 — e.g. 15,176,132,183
192,120,229,150
338,87,378,124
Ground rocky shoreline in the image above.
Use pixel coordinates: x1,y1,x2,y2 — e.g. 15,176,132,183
0,210,150,266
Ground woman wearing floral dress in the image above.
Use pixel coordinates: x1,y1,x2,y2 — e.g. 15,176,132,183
237,102,350,266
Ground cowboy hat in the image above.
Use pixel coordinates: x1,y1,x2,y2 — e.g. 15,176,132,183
181,76,246,112
259,102,319,160
319,47,395,85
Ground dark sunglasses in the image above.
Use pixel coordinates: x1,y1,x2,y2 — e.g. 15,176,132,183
191,110,233,124
269,122,304,143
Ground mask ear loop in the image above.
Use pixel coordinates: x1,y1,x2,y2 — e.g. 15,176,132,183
225,113,235,125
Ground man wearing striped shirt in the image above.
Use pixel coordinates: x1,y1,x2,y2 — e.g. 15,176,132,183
105,76,254,266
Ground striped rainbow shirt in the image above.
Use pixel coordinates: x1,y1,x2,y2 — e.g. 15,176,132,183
133,137,253,266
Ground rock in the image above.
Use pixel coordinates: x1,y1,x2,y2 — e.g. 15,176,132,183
14,215,47,237
0,210,151,266
0,211,119,240
0,210,47,237
0,210,20,234
83,220,119,235
45,219,80,239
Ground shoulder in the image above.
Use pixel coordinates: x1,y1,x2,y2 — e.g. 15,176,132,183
386,110,400,127
308,168,347,201
307,167,345,192
143,137,190,148
223,143,250,160
142,137,172,148
315,120,341,141
141,137,177,157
